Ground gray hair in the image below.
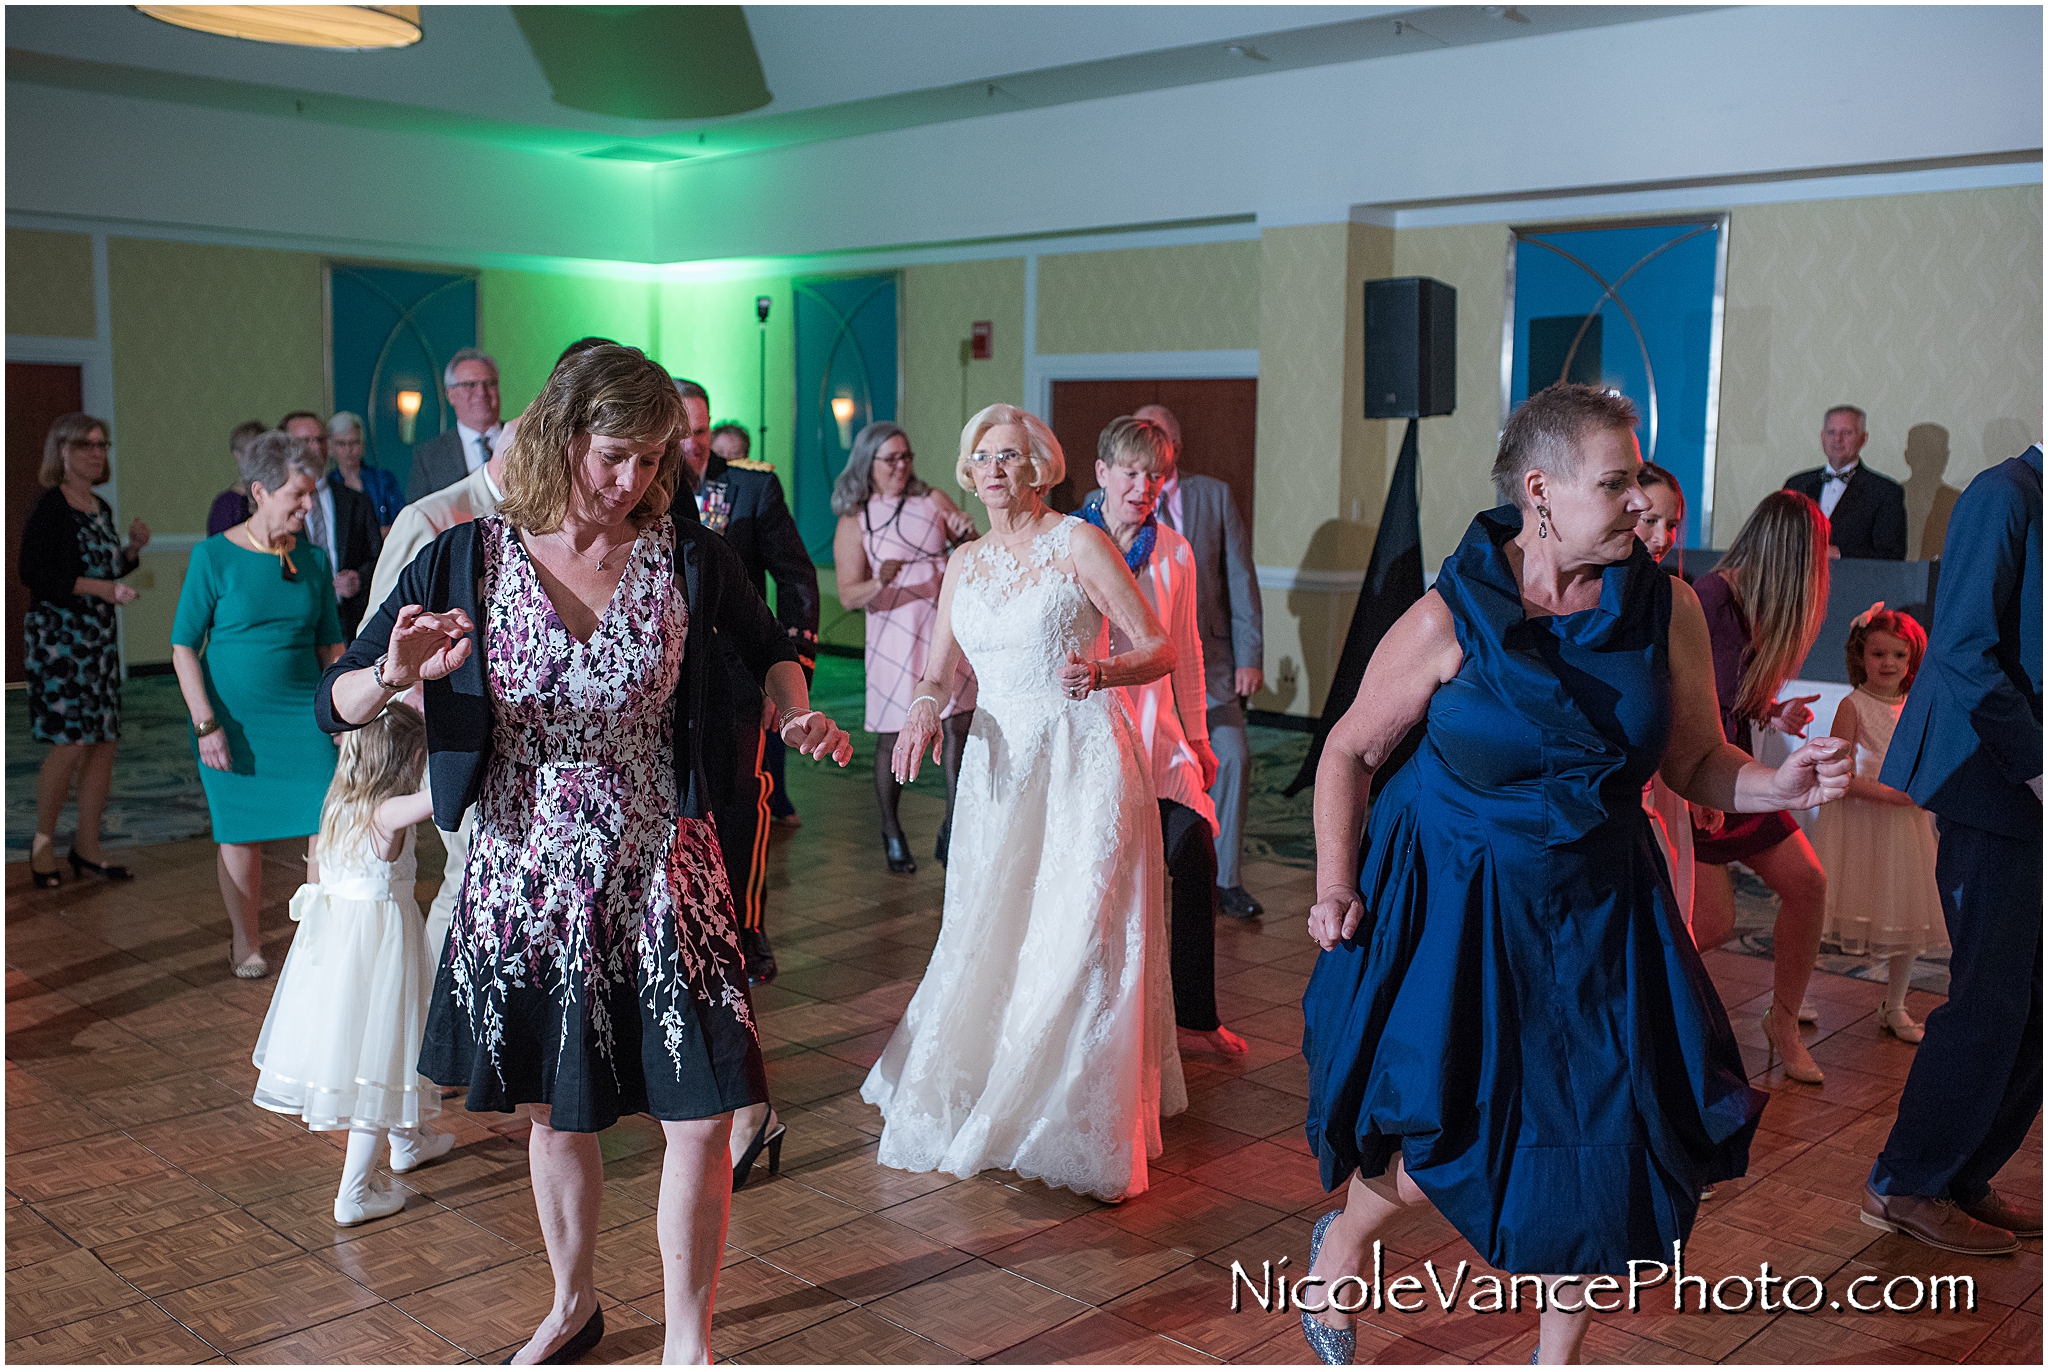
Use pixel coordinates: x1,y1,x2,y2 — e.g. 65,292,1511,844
327,410,364,439
443,347,498,388
1823,404,1867,431
832,421,927,516
242,431,324,498
1491,383,1640,507
955,403,1064,494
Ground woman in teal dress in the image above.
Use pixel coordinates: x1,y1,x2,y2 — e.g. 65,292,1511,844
172,431,345,979
1294,385,1853,1365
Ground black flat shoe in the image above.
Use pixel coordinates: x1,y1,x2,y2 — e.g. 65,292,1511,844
883,834,916,875
1218,885,1264,920
733,1113,786,1190
68,849,132,881
29,849,61,889
934,820,951,868
739,927,778,985
502,1307,603,1365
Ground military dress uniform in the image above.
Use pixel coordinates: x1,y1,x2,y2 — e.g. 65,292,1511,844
694,453,820,983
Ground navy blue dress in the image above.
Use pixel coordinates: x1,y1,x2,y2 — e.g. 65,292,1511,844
1302,507,1766,1275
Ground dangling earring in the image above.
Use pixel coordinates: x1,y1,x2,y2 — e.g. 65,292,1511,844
1537,505,1550,539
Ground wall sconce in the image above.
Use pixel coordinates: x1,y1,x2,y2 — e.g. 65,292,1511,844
396,390,422,444
831,395,856,450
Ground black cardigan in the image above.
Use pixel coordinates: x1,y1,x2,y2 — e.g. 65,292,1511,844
314,515,801,830
20,488,136,612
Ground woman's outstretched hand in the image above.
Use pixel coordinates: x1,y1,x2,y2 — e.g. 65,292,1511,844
387,606,473,684
892,698,943,784
1308,888,1366,951
784,710,854,767
1770,736,1852,811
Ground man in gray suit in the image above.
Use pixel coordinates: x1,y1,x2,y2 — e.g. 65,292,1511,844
406,347,504,501
1088,404,1266,917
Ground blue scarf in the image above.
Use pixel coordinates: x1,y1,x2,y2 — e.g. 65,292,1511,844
1079,504,1156,573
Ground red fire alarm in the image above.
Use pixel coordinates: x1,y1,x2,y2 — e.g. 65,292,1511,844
970,321,992,360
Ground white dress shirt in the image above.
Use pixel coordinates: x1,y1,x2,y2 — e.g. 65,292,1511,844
455,420,503,474
1156,473,1186,533
1819,460,1859,519
310,483,341,573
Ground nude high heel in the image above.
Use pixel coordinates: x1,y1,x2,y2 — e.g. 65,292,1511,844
1763,996,1824,1084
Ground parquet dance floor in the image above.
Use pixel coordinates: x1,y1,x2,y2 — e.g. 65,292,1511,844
6,755,2039,1363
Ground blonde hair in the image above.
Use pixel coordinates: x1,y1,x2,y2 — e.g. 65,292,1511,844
955,403,1064,495
317,702,427,857
1716,490,1831,724
41,413,110,487
497,344,684,534
1097,416,1171,473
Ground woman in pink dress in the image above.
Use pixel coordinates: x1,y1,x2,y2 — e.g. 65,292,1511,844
832,422,979,873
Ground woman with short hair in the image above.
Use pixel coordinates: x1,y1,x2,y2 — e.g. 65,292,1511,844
1295,384,1849,1364
831,420,979,872
326,411,404,535
862,403,1187,1202
172,431,342,978
20,413,150,887
318,344,853,1365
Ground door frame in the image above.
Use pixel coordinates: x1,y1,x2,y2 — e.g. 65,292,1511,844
1027,348,1259,430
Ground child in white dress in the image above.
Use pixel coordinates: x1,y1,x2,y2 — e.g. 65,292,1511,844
1810,605,1949,1043
251,701,455,1225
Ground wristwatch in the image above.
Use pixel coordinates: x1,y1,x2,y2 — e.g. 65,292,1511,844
371,652,408,693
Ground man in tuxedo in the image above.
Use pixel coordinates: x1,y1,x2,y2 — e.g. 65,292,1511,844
407,348,504,502
1861,442,2041,1255
1784,405,1908,559
676,378,819,985
1089,404,1266,918
281,411,380,638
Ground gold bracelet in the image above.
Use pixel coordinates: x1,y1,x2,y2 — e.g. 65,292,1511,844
192,717,221,739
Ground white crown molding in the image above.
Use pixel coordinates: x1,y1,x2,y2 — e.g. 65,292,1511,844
1257,566,1367,593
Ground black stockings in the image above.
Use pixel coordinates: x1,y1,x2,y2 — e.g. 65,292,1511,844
874,712,974,841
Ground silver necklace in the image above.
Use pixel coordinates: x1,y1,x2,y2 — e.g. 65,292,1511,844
550,530,632,571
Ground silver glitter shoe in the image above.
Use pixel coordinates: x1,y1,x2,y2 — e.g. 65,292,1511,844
1300,1209,1355,1365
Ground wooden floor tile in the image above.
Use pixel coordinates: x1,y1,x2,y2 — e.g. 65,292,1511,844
1104,1257,1298,1361
879,1172,1092,1256
234,1303,470,1363
761,1211,971,1302
989,1211,1194,1303
3,1246,147,1338
724,1172,864,1254
316,1205,526,1299
732,1306,957,1363
4,1097,121,1154
153,1250,381,1352
868,1258,1090,1359
89,1207,301,1296
6,1205,80,1271
698,1256,859,1357
985,1307,1224,1363
1099,1174,1289,1257
3,1298,218,1364
391,1252,564,1354
32,1171,237,1248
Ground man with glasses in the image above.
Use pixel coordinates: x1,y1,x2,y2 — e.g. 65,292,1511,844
407,348,504,502
281,411,380,638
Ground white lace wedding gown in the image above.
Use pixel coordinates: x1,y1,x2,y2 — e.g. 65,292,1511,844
860,518,1187,1200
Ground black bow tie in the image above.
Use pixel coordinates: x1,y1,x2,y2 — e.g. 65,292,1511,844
1825,467,1855,483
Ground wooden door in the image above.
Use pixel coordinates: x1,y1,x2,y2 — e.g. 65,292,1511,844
1045,379,1257,529
7,363,85,684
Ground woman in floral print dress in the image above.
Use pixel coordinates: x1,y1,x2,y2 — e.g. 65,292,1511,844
319,345,852,1365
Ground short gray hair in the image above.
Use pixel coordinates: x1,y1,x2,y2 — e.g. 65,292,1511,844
443,347,498,388
1823,404,1866,431
327,410,364,439
1492,383,1640,507
243,431,324,498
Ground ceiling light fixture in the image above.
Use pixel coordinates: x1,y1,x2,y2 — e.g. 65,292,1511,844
134,6,422,49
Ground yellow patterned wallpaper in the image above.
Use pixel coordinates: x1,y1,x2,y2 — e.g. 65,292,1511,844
107,237,326,662
900,257,1025,519
1716,185,2041,557
1036,240,1260,355
6,228,95,338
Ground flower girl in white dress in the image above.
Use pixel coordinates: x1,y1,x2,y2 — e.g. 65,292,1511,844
251,701,455,1225
1810,606,1950,1043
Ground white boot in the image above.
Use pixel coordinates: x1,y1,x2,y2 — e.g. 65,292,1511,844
334,1127,406,1226
389,1126,456,1174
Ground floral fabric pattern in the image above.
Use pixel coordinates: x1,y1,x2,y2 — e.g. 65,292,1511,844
419,514,765,1132
26,503,122,746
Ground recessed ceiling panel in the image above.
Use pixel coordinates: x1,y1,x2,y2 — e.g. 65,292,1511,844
511,6,769,120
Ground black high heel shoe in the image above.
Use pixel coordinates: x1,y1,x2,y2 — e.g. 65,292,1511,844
68,849,132,881
29,845,61,890
501,1307,603,1364
733,1113,786,1190
883,834,916,875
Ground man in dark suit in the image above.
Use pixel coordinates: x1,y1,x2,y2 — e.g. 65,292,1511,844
676,378,819,986
281,411,381,637
1784,405,1909,559
406,348,504,502
1861,442,2041,1255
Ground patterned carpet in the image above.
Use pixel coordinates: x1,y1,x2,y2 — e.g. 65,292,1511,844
7,663,1939,990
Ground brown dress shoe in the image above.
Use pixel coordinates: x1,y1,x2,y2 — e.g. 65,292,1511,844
1961,1191,2043,1238
1861,1186,2020,1255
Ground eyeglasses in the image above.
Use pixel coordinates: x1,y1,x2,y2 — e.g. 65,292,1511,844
874,452,916,466
969,449,1030,471
447,379,499,393
65,439,110,452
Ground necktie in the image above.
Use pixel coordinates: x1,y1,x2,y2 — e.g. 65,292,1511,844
477,430,494,468
304,496,328,562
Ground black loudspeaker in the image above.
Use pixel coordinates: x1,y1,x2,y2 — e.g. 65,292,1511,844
1363,277,1456,419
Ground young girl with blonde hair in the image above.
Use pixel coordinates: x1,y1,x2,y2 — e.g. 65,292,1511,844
251,701,455,1226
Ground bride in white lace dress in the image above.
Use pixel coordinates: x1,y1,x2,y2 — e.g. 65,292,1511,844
860,404,1189,1201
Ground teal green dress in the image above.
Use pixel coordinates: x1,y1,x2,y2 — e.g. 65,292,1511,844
171,534,345,844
